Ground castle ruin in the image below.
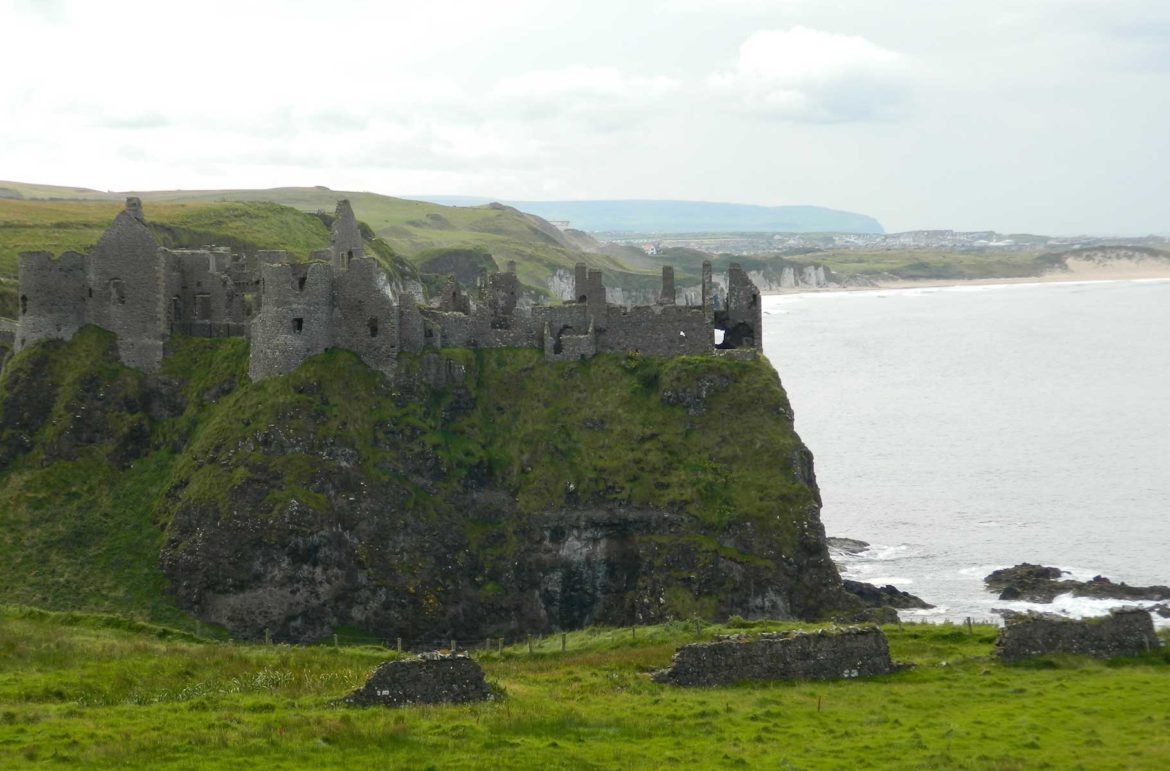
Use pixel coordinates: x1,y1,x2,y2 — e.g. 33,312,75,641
15,198,763,378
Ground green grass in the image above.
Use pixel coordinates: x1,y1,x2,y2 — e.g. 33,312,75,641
1,607,1169,769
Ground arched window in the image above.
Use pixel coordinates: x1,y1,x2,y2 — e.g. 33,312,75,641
297,276,307,291
20,295,28,315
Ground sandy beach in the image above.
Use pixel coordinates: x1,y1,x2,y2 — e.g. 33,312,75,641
765,257,1170,295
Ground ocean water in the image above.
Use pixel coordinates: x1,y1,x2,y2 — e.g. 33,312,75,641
763,279,1170,624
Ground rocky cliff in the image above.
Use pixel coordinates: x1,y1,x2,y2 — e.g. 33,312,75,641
0,327,855,642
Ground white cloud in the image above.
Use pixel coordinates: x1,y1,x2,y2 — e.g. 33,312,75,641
490,66,679,124
708,27,912,122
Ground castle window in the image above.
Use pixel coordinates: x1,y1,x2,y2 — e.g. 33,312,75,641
171,296,182,323
20,295,27,315
297,276,307,292
292,317,304,334
346,250,354,267
368,317,378,338
109,279,126,304
88,288,93,299
194,294,212,321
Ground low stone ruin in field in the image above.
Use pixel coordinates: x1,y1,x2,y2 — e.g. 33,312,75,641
995,608,1160,663
651,626,900,687
344,653,492,707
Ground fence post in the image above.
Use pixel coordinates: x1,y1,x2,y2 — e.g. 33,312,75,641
397,637,403,654
333,633,339,648
451,639,457,654
264,628,271,645
527,635,533,654
632,626,636,640
498,637,504,654
194,620,201,638
561,632,566,652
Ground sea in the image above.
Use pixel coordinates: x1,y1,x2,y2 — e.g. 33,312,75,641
763,279,1170,625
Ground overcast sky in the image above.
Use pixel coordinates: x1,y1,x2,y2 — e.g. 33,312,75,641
2,0,1167,234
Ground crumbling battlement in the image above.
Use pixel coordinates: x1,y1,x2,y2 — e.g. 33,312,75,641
16,198,765,380
16,197,251,372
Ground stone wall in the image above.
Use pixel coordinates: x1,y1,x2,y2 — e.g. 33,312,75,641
165,249,247,338
247,263,334,380
16,251,87,352
995,608,1160,663
343,654,491,708
85,200,168,372
651,626,898,686
333,259,401,378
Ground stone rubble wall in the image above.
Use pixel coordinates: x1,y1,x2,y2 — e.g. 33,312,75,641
651,626,898,687
343,655,491,708
995,608,1160,663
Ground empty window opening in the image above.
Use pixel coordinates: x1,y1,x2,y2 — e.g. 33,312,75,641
109,279,126,305
368,317,379,338
292,317,304,334
346,249,354,267
714,328,725,346
297,276,307,291
20,295,27,315
194,294,212,321
88,288,93,299
171,296,182,323
553,325,575,355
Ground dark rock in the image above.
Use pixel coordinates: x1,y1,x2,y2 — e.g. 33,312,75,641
985,563,1170,603
651,626,902,687
343,654,491,708
843,579,933,610
995,608,1160,663
826,537,870,554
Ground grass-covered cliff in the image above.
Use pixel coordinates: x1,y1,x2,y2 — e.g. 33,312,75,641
0,329,852,641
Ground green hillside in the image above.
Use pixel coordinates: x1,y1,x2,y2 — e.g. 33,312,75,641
0,328,847,641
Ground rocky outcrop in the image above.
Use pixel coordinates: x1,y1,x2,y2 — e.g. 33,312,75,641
985,563,1170,603
343,654,491,707
842,579,934,610
995,609,1160,663
651,626,899,687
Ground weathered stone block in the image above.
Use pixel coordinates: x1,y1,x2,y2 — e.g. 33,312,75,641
651,626,898,687
344,654,492,707
994,608,1160,663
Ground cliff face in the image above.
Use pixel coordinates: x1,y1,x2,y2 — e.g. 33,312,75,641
0,328,853,642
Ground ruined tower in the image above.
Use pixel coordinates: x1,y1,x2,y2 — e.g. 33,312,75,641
331,199,364,273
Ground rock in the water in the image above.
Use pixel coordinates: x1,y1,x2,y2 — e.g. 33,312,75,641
826,537,870,555
994,608,1160,664
985,563,1170,603
344,654,491,707
843,579,934,610
650,626,901,687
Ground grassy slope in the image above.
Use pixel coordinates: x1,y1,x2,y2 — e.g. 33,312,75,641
0,329,819,630
2,606,1169,769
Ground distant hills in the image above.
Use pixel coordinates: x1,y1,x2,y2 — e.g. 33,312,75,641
412,197,885,235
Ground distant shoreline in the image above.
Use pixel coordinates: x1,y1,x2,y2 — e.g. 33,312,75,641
764,258,1170,296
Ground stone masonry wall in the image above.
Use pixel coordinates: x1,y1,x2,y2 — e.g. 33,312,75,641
247,263,334,380
85,200,168,372
16,251,87,352
995,608,1160,663
651,627,897,687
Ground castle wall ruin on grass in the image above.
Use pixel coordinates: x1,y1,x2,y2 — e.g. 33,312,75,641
16,198,764,380
994,608,1160,663
651,627,900,687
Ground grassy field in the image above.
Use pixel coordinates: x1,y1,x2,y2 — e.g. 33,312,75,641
2,606,1169,769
